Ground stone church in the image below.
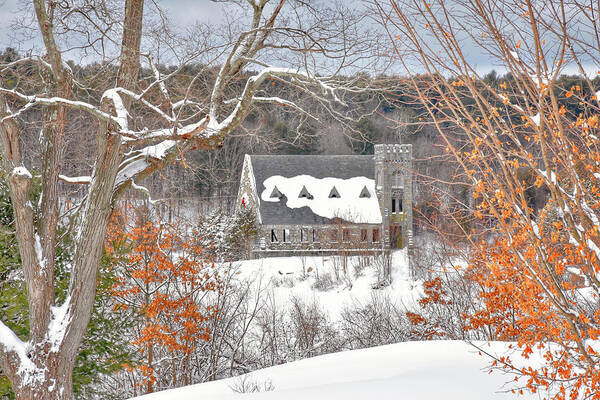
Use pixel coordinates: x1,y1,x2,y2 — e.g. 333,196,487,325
236,144,413,258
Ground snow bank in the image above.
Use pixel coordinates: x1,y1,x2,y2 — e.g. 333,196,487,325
260,175,381,223
130,340,538,400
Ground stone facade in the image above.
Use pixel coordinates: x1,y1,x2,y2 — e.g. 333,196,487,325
236,145,413,258
253,223,384,257
374,144,413,252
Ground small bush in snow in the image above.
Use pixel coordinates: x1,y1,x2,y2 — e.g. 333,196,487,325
311,272,336,291
229,375,274,393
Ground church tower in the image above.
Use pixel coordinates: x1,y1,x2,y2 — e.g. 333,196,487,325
374,144,413,251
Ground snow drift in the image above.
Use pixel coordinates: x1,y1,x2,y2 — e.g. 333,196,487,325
131,340,538,400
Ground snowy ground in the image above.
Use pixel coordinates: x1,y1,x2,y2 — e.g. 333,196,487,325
128,253,550,400
131,340,541,400
227,249,423,319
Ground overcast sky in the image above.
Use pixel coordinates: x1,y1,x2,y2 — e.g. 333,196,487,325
0,0,513,77
0,0,579,76
0,0,227,53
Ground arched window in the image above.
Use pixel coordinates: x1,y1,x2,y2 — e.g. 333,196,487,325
392,170,403,188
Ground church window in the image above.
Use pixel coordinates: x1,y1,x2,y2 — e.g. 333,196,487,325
283,229,291,242
271,230,278,242
360,229,368,242
313,229,320,242
372,228,380,242
329,229,338,242
301,228,310,242
392,197,403,213
393,170,403,187
342,229,351,242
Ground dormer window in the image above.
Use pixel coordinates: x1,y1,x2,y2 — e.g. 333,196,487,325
270,186,284,199
359,186,371,198
298,185,314,200
328,186,341,198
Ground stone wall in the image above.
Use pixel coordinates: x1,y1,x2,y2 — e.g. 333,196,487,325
252,223,384,257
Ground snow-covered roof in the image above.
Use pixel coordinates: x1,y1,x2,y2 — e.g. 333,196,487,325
248,155,380,225
260,175,381,223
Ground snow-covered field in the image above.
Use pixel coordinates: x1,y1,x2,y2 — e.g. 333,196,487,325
132,340,540,400
228,249,422,319
126,252,547,400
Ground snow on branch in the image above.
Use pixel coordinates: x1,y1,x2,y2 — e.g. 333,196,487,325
0,56,52,74
0,88,117,125
130,180,159,205
258,67,347,106
145,54,173,115
101,89,129,131
122,116,210,147
58,175,91,185
114,117,211,192
110,87,176,125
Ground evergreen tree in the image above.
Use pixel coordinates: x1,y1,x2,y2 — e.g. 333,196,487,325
228,208,258,260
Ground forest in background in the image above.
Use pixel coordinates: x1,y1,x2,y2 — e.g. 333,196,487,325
2,45,594,236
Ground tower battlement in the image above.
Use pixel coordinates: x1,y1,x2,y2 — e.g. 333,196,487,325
374,144,412,161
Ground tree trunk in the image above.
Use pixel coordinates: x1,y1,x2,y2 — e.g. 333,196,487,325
0,1,144,399
7,351,74,400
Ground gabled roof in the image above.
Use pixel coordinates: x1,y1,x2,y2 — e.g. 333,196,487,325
247,155,380,225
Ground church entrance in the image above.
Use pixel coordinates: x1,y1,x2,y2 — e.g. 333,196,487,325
390,225,402,249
